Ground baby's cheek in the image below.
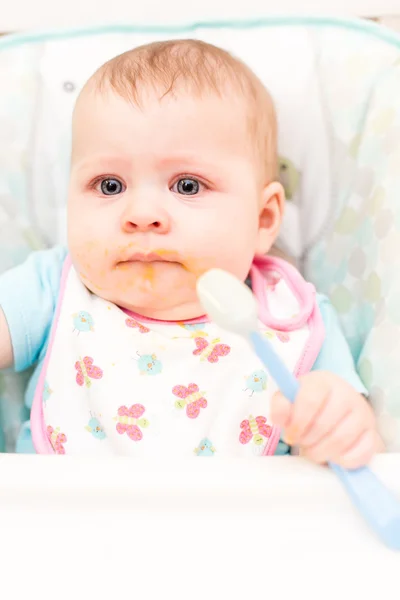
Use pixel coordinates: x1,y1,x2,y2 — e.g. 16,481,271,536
195,217,256,274
71,238,100,266
70,237,111,285
185,245,252,283
214,247,255,282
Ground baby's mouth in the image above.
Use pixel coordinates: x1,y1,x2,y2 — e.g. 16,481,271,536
118,251,181,266
114,249,203,276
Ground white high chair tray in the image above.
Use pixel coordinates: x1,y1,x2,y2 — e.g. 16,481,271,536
0,454,398,598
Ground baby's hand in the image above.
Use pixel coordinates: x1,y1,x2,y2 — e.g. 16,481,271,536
270,371,383,468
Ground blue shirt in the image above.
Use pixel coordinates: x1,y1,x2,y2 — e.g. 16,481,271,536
0,247,367,453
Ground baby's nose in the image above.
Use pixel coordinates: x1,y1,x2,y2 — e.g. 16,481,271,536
123,217,169,233
121,197,171,234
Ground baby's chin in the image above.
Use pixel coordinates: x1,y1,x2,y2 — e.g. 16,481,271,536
111,288,204,321
79,267,203,320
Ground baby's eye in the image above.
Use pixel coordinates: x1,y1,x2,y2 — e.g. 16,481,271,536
99,178,125,196
172,178,201,196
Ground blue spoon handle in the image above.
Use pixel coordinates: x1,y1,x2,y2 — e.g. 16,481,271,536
250,331,400,550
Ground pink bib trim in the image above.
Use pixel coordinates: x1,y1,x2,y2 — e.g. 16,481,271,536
31,257,74,454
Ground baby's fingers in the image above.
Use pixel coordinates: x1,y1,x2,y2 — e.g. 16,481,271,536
302,407,376,468
270,391,292,429
280,372,333,444
337,429,378,469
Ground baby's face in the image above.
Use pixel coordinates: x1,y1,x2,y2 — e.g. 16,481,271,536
68,88,279,319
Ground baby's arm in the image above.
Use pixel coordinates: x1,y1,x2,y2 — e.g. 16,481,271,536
310,295,368,395
0,246,66,373
0,308,13,370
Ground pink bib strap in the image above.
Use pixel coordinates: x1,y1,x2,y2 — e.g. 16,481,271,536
250,254,316,331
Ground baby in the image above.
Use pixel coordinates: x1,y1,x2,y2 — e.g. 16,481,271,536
0,39,382,465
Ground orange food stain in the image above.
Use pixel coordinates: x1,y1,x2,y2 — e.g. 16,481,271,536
79,272,104,291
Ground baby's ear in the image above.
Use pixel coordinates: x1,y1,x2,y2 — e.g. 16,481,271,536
256,182,285,255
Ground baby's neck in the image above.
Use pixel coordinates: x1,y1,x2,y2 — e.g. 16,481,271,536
120,299,207,323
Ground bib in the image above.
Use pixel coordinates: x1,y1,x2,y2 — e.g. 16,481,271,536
31,255,324,457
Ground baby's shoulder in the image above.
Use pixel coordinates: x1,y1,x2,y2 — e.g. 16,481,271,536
20,245,67,292
25,245,68,273
0,245,67,312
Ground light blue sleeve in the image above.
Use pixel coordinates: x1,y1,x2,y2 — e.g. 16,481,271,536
275,294,368,455
312,294,367,395
0,246,66,372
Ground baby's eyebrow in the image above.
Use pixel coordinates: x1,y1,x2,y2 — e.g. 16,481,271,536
72,155,133,172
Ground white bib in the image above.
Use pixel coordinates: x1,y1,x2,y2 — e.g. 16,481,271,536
31,256,324,457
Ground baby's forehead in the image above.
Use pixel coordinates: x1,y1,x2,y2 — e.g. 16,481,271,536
72,86,253,164
72,55,277,180
73,81,252,133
